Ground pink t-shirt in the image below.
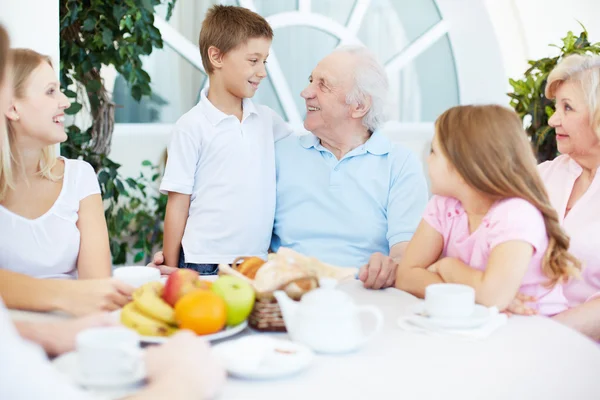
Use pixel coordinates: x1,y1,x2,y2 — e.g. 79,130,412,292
423,195,568,316
539,155,600,306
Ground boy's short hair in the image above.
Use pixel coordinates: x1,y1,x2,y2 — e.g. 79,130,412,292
199,5,273,74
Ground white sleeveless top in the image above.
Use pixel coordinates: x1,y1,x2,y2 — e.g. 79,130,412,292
0,158,100,279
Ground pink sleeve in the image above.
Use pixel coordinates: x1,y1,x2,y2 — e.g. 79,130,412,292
487,198,547,252
422,195,447,234
586,292,600,302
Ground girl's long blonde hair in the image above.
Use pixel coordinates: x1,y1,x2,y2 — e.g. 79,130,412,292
1,48,60,201
0,26,11,201
435,105,581,286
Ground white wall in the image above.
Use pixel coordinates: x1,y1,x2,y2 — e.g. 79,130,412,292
486,0,600,86
0,0,59,68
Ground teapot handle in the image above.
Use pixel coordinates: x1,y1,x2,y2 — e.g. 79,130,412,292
357,305,384,346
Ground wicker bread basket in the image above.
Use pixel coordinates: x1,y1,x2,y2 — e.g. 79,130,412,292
219,257,319,332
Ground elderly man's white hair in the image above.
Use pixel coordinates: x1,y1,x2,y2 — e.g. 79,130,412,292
334,45,389,132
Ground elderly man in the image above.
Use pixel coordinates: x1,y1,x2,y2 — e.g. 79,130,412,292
271,46,428,289
150,46,428,290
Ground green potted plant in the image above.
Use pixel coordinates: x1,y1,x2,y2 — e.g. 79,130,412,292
60,0,176,263
508,24,600,162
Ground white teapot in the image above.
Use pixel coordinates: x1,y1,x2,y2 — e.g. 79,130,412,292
274,278,384,354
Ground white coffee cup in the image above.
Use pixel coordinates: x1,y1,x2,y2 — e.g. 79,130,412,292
77,327,143,385
424,283,475,318
113,266,160,288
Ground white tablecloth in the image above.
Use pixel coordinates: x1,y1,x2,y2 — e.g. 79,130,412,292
11,280,600,400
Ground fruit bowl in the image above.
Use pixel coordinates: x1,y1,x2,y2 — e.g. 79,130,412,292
114,308,248,344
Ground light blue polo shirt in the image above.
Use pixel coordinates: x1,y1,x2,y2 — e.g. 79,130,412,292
271,130,429,268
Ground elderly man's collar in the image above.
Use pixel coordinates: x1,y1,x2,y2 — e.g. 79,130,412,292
299,129,391,156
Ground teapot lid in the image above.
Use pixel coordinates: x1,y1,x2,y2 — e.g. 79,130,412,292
299,278,354,314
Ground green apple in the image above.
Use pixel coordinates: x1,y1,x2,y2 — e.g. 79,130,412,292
211,276,255,326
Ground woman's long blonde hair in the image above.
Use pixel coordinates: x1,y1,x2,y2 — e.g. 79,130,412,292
1,48,60,201
435,105,581,286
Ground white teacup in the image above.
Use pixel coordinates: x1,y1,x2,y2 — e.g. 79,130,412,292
76,327,143,385
113,266,160,288
424,283,475,318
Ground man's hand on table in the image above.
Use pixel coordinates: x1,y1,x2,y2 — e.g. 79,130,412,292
147,251,178,275
359,252,398,290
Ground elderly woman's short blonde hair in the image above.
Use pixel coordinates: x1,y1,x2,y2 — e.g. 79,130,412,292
546,54,600,136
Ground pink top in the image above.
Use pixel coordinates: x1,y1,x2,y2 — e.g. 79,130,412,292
539,155,600,306
423,195,568,316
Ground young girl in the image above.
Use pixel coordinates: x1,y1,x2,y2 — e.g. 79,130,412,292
396,105,580,316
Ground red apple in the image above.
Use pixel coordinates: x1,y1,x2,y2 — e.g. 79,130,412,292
162,269,201,307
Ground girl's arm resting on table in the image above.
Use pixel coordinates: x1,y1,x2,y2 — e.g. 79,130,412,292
163,192,191,268
395,220,445,297
76,193,112,279
438,240,533,310
553,298,600,341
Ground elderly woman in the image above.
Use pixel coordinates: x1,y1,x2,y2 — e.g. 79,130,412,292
538,54,600,340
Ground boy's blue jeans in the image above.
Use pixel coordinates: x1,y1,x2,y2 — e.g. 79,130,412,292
178,248,219,275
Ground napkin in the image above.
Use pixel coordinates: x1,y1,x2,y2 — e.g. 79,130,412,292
397,306,508,340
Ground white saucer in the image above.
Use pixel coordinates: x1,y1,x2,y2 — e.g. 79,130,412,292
53,352,145,398
408,303,493,330
212,336,314,380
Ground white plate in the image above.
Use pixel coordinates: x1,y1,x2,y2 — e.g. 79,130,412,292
408,303,493,330
212,336,314,380
138,320,248,344
52,352,145,399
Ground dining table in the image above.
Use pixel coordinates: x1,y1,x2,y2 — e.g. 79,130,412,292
10,278,600,400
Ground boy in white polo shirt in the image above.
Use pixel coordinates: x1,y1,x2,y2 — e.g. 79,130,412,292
159,5,291,274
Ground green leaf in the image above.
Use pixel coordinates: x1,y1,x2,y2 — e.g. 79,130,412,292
64,102,83,115
115,179,126,194
82,17,96,32
141,160,152,167
102,28,114,47
98,170,110,184
535,126,555,147
133,251,144,263
85,79,101,92
131,85,142,101
126,178,138,188
63,89,77,98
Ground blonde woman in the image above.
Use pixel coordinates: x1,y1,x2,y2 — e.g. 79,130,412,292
396,105,580,315
0,48,133,315
536,54,600,340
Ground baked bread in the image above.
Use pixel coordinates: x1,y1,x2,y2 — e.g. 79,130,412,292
235,256,266,279
272,248,358,281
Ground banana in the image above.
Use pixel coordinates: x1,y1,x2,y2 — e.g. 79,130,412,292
121,302,178,337
132,282,177,325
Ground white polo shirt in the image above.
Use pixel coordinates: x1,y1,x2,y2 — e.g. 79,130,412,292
160,90,292,264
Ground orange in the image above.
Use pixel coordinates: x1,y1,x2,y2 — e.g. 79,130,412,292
195,280,213,291
174,289,227,335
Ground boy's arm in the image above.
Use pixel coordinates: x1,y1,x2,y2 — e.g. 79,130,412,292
163,192,191,268
159,127,199,269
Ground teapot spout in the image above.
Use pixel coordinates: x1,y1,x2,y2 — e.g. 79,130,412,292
274,290,298,330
